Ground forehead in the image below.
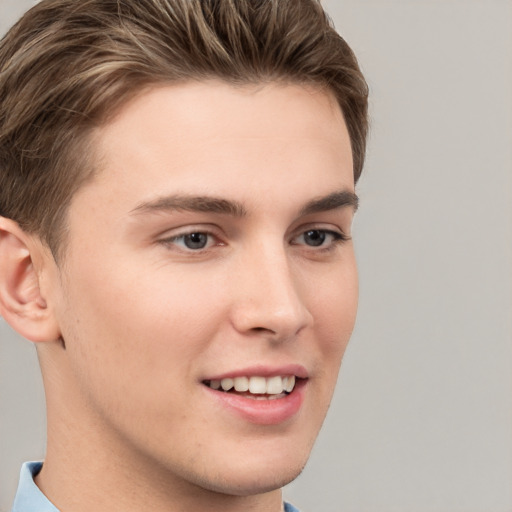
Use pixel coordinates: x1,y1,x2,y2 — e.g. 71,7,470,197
99,81,346,149
71,81,353,222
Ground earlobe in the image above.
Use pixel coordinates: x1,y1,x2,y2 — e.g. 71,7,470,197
0,217,61,343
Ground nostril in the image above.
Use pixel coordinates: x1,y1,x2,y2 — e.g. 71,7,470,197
251,326,274,333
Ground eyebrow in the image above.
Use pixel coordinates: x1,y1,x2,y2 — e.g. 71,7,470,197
130,189,358,217
299,190,359,215
130,195,247,217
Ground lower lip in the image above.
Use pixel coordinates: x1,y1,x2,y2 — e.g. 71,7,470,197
203,380,306,426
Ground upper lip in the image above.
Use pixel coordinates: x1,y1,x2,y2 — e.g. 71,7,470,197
204,364,309,381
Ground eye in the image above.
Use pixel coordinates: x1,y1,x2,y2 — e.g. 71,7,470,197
181,232,209,250
161,231,217,251
292,229,347,248
303,230,327,247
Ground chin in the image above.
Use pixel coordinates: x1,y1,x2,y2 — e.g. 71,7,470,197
185,439,313,497
194,459,308,497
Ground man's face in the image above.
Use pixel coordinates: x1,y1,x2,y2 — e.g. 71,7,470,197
44,82,358,496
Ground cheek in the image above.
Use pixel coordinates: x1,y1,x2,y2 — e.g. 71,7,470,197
314,257,358,341
310,259,358,383
56,258,225,398
64,250,217,332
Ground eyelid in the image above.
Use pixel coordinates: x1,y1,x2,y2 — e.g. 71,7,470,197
157,225,224,251
156,223,222,239
291,223,350,241
289,225,351,252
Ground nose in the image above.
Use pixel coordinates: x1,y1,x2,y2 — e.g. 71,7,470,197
229,244,313,342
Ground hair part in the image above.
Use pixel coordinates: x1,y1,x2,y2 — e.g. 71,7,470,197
0,0,368,260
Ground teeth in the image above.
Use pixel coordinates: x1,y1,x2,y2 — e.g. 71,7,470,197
266,376,283,394
220,378,234,391
234,376,249,392
210,375,297,395
249,376,267,394
284,375,295,393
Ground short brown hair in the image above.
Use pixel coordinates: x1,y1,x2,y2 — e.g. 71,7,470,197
0,0,368,259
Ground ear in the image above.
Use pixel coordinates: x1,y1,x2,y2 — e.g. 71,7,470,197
0,217,61,343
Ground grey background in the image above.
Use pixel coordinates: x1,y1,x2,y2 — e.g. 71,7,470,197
1,0,511,511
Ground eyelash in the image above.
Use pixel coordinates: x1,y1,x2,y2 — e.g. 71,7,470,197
159,227,349,253
291,229,349,251
161,231,221,251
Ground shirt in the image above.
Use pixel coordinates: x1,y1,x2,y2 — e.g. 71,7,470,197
11,461,301,512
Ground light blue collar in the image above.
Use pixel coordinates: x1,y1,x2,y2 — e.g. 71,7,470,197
11,461,60,512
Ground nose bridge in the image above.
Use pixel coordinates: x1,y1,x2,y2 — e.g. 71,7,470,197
231,240,312,339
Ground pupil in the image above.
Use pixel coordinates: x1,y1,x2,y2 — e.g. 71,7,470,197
184,233,207,249
305,230,325,247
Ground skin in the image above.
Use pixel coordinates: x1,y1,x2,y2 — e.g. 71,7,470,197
1,81,358,512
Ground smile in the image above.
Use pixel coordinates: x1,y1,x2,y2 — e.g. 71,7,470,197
204,375,296,399
202,365,308,424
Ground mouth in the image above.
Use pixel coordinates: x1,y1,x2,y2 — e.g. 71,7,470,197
202,368,308,424
202,375,299,400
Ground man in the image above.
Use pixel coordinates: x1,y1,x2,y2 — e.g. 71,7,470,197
0,1,368,511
